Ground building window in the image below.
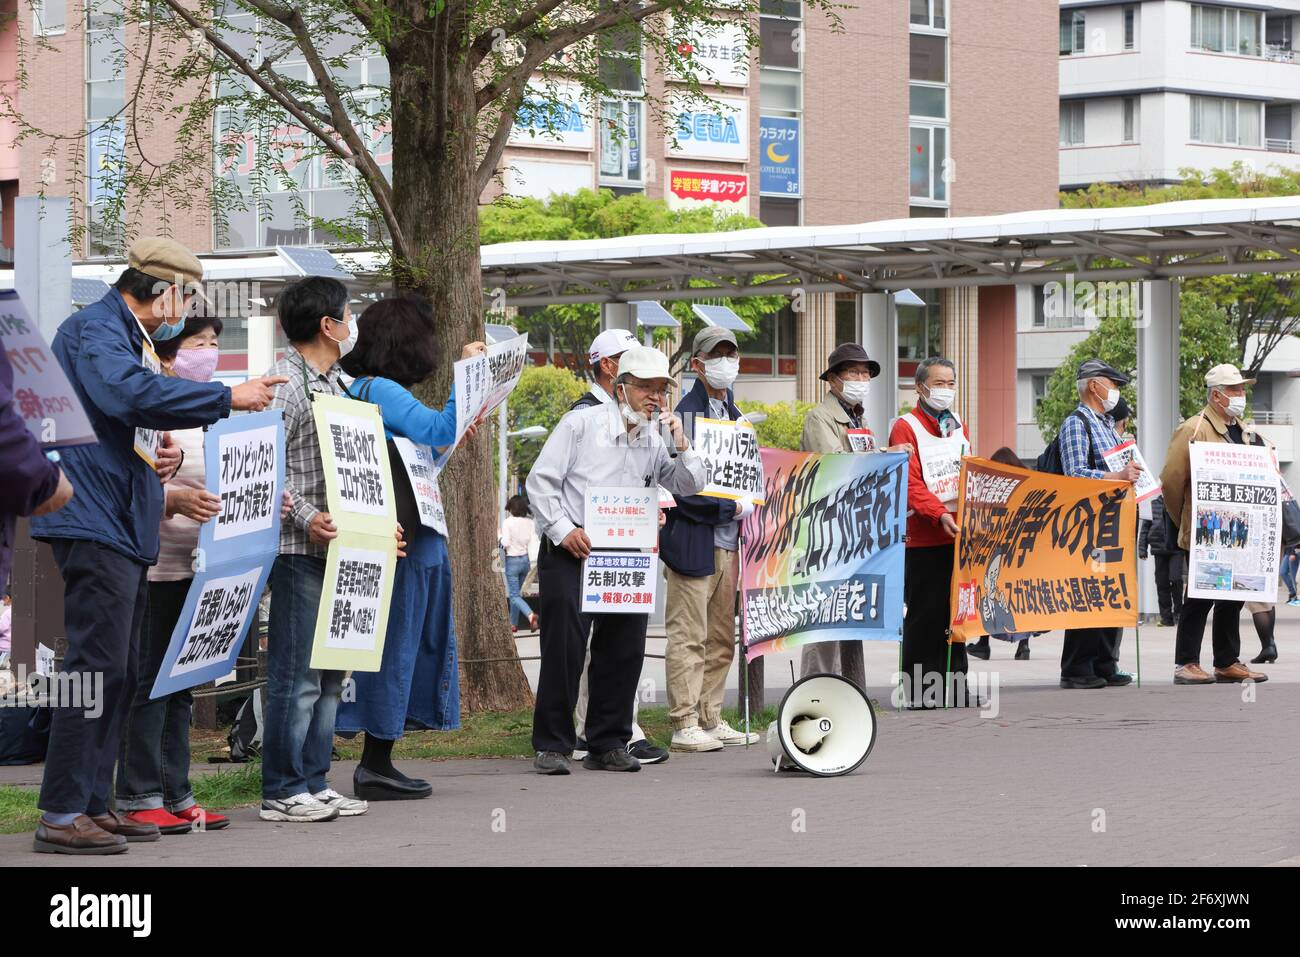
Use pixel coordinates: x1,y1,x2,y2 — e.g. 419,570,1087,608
1124,5,1137,50
1033,285,1086,328
1191,4,1263,57
909,125,947,202
1032,375,1049,413
1190,95,1262,147
598,99,643,186
1059,101,1085,146
910,0,946,31
759,196,800,226
898,290,942,361
759,3,801,70
34,0,67,34
1060,10,1085,55
743,304,798,377
909,205,947,218
86,1,126,258
834,294,856,346
1122,96,1138,142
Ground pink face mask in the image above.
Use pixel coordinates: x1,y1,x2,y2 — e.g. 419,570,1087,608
171,348,219,383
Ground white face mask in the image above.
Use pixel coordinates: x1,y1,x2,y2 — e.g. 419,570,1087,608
618,387,650,427
1224,394,1247,419
926,387,956,412
326,317,357,358
1097,385,1120,413
701,356,739,390
839,379,871,406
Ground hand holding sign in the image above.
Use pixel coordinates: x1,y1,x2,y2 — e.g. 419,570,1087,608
309,511,339,545
461,341,487,360
32,470,74,516
155,433,183,481
562,528,593,560
168,486,221,523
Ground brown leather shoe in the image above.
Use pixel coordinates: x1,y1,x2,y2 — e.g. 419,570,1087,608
91,809,161,842
1173,663,1214,684
34,815,128,855
1214,661,1269,683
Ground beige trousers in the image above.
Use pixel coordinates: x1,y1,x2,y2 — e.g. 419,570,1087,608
664,548,739,731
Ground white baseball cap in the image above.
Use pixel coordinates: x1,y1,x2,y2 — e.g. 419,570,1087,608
617,346,672,383
589,328,640,366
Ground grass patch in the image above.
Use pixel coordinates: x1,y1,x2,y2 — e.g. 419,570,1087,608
0,706,784,833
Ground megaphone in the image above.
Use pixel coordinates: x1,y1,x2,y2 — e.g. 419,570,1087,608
766,673,876,776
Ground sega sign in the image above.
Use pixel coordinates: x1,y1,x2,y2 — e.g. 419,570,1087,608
666,94,748,162
508,82,593,150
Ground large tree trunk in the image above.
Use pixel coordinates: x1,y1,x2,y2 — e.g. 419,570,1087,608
388,17,533,713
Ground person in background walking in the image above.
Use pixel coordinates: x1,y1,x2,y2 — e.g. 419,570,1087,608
1139,495,1184,627
1282,545,1299,606
502,494,538,631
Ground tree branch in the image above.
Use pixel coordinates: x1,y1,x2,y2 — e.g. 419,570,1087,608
469,0,569,67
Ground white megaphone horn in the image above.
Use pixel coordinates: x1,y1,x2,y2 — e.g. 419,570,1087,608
766,672,876,777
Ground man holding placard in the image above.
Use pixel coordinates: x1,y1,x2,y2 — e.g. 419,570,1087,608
527,347,705,775
662,326,758,751
29,239,287,855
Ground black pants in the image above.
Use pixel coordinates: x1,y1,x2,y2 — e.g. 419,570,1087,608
115,579,195,812
1060,627,1122,679
1153,552,1184,622
901,544,968,708
1175,596,1242,668
38,539,148,815
531,544,647,755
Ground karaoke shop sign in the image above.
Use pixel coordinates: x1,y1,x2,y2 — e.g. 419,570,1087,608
310,394,398,672
948,458,1138,641
151,410,285,697
740,448,908,659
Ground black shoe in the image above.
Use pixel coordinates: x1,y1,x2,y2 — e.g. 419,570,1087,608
967,637,990,660
353,765,433,800
571,738,589,760
1059,675,1107,689
1103,671,1134,686
534,751,571,775
582,749,641,772
1250,643,1278,664
1159,616,1175,627
627,739,668,764
1015,639,1030,660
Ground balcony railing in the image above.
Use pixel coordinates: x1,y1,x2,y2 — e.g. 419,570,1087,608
1266,137,1297,153
1265,43,1295,62
1254,410,1294,425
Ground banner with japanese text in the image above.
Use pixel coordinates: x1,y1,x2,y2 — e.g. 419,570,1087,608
0,289,97,449
949,457,1138,642
694,416,765,506
151,410,284,697
739,448,907,660
310,394,398,671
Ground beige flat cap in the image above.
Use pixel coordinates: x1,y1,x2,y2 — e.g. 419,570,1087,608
127,237,204,289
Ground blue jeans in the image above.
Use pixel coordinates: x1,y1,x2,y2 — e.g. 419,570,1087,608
262,554,343,801
1282,551,1298,599
505,554,533,627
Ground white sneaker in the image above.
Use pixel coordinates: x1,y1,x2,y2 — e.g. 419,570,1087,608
670,725,725,752
260,792,339,823
703,718,760,747
313,788,369,817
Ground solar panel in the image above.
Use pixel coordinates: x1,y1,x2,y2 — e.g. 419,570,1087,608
691,304,751,332
71,278,111,305
275,245,355,279
485,323,522,344
631,300,680,328
894,288,926,307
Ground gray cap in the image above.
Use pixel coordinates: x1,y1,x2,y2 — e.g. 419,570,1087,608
692,325,738,356
1076,358,1131,385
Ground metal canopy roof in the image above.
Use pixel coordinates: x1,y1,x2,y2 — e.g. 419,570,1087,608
479,196,1300,306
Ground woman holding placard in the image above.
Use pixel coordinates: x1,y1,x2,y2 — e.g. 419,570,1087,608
337,295,484,801
115,316,232,835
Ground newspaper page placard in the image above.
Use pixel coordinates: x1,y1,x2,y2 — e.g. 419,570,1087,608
694,416,765,505
150,562,272,697
392,436,448,537
1102,440,1162,504
0,289,96,449
1188,442,1281,602
310,534,398,671
584,485,657,549
846,428,876,453
580,551,658,614
440,334,529,465
133,339,163,467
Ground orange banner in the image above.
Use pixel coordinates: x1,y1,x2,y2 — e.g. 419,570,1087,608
948,457,1138,641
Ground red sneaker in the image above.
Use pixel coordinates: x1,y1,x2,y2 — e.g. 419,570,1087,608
173,806,230,831
124,808,192,835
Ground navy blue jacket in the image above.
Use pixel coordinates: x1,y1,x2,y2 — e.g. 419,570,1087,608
1,347,61,594
29,290,231,564
660,377,740,577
